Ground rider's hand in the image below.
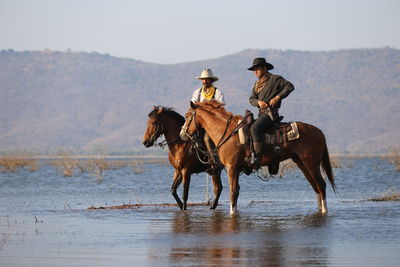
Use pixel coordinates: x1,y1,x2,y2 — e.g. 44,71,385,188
269,95,281,107
257,100,268,109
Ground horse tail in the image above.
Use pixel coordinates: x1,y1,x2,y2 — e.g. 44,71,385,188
321,142,336,193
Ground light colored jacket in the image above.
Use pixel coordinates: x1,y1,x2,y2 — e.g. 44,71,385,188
191,87,225,104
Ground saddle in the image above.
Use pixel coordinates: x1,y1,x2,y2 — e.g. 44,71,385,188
239,110,300,175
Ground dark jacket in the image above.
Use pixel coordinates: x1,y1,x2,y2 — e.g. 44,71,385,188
249,73,294,116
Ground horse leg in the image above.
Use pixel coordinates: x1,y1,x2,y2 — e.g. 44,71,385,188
314,171,327,213
315,194,324,212
170,170,183,210
227,167,240,215
303,159,328,213
292,156,325,212
210,170,223,210
181,169,191,210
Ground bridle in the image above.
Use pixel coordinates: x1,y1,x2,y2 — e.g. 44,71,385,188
148,119,179,148
181,108,241,150
181,107,249,169
149,120,164,145
180,109,214,164
180,109,198,141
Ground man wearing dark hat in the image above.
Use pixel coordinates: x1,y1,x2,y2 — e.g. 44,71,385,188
248,57,294,168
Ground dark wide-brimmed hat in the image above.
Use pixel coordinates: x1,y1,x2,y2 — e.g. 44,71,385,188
247,57,274,71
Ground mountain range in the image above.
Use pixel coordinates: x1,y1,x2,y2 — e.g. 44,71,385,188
0,48,399,154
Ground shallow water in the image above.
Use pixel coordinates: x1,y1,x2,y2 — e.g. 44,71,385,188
0,158,399,266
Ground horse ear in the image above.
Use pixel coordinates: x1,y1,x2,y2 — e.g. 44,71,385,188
190,101,197,109
157,106,164,114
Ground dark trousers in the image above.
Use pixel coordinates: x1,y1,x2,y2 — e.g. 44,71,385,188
250,113,273,143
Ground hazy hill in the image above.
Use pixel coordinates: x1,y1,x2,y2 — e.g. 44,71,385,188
0,48,399,154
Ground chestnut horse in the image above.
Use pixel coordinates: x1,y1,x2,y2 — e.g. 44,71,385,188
180,101,336,215
142,106,223,210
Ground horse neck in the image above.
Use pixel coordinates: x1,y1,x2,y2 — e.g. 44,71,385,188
161,114,183,150
197,108,235,145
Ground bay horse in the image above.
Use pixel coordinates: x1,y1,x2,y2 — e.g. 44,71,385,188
142,106,223,210
180,101,336,215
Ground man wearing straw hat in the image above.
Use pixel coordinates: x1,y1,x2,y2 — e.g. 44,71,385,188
191,68,225,174
191,68,224,103
248,58,294,169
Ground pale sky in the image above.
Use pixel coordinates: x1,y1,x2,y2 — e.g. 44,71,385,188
0,0,399,64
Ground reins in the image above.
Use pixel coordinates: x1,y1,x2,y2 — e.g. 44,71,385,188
216,113,249,149
186,108,250,152
181,110,220,165
216,114,248,149
215,115,233,148
156,138,179,149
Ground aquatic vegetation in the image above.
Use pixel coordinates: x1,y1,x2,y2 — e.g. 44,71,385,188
51,151,80,177
87,202,210,210
0,232,9,250
0,153,38,173
329,156,356,168
387,148,400,171
130,160,145,174
330,156,342,168
368,187,400,202
278,160,297,177
0,151,164,177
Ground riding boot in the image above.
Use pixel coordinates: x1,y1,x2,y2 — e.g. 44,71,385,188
253,142,264,170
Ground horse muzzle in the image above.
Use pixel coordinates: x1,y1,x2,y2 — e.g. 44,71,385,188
142,139,153,147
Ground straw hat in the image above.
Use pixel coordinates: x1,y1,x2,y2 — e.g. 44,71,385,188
196,69,219,81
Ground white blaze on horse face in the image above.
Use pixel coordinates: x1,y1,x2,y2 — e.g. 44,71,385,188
179,119,189,140
179,123,191,141
180,111,195,141
179,126,186,140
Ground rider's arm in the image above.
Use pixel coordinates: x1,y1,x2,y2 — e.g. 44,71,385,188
276,76,294,100
215,89,225,104
249,83,259,107
191,88,201,103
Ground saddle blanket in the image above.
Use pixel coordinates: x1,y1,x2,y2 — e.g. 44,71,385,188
238,121,300,145
287,122,300,141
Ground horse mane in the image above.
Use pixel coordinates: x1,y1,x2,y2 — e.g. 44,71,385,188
197,100,234,118
148,106,185,125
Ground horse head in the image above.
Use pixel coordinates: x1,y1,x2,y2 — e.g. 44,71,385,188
180,101,201,141
142,106,165,147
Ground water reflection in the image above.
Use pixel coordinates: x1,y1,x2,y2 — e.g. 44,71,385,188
171,210,240,234
168,210,330,266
